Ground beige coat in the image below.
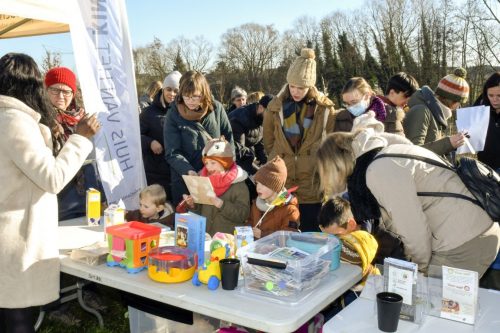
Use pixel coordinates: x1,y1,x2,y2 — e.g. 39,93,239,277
353,130,496,272
263,86,337,203
0,96,93,308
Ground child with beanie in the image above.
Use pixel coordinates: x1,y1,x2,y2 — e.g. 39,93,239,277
248,156,300,239
125,184,174,228
404,68,469,157
183,137,250,235
263,48,336,232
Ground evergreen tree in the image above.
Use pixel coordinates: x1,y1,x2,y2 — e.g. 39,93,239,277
399,41,419,79
363,43,381,91
337,32,364,82
420,18,434,86
173,49,187,73
314,41,325,93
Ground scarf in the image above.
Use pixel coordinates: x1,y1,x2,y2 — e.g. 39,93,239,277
347,147,383,226
178,103,208,121
367,96,387,122
282,98,316,150
56,107,85,139
200,162,238,197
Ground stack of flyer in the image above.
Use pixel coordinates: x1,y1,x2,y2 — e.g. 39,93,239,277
439,266,478,325
383,258,421,323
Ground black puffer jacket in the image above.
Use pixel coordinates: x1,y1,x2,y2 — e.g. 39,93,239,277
140,90,171,191
228,103,267,174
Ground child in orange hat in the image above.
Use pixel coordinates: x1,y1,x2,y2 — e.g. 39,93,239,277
183,137,250,235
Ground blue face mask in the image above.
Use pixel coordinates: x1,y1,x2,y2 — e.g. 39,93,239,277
347,99,369,117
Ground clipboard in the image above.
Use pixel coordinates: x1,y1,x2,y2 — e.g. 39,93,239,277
182,175,216,205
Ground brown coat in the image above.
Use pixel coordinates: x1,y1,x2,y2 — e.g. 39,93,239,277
248,196,300,238
263,86,337,203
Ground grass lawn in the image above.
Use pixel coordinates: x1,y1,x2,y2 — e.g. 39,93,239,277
38,285,129,333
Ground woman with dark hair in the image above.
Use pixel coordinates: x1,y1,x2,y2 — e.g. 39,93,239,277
0,53,99,332
476,72,500,171
163,70,234,205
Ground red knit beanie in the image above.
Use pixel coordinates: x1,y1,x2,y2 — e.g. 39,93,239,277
44,67,77,92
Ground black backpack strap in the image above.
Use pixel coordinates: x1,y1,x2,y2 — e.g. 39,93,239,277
374,153,482,207
417,192,482,207
373,153,455,171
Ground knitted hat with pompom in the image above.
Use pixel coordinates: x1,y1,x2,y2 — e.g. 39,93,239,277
286,48,317,88
435,68,470,104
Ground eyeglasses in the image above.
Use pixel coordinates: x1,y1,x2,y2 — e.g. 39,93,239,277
183,95,202,102
48,87,73,97
164,87,179,94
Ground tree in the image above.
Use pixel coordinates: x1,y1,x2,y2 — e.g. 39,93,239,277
173,49,187,73
219,23,281,92
41,49,61,73
168,36,213,72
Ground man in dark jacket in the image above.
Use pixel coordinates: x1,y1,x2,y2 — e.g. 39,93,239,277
140,71,181,200
229,94,273,175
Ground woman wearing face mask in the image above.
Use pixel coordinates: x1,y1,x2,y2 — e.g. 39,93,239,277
263,48,337,232
335,77,390,133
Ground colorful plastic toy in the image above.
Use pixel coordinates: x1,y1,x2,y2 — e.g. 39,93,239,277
148,246,197,283
192,239,230,290
106,221,161,273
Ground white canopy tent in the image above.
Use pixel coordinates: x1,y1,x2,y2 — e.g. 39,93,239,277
0,13,69,39
0,0,145,209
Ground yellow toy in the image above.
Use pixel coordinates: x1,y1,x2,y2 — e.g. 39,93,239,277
192,239,230,290
148,246,197,283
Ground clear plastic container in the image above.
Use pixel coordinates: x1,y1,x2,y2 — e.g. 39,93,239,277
240,231,339,303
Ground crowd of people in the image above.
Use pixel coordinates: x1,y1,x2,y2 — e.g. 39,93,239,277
1,47,499,332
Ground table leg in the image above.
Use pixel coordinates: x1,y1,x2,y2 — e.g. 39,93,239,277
76,279,104,328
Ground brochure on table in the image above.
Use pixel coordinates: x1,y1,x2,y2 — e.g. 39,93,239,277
427,265,478,325
383,257,424,324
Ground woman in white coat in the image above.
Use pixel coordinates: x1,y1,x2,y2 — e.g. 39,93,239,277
0,53,100,332
316,127,499,277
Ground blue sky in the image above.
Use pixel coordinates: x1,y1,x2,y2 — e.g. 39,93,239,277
0,0,364,71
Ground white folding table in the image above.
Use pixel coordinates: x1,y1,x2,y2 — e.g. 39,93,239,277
58,221,363,333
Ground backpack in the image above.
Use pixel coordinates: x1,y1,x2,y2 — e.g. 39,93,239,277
373,154,500,221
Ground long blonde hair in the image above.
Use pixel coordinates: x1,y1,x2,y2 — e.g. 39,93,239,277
317,132,357,198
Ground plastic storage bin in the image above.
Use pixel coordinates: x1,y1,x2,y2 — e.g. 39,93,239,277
241,231,338,303
286,232,342,270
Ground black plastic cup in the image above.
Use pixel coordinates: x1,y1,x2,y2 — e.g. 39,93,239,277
219,258,240,290
376,292,403,332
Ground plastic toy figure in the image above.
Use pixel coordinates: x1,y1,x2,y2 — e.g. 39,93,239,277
192,240,231,290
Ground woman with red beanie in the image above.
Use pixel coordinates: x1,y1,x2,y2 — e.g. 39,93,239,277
44,67,104,221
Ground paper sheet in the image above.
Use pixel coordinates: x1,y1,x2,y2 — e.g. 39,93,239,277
182,175,216,205
455,106,490,154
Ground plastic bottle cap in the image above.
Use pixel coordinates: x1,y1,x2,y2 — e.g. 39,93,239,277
265,281,274,291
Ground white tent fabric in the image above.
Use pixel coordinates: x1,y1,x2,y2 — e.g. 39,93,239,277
0,0,145,209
